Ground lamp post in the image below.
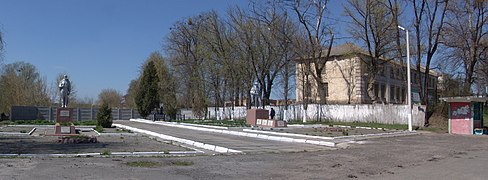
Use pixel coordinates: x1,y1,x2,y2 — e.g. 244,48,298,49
398,25,413,132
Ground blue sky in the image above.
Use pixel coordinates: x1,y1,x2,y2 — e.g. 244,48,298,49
0,0,351,101
0,0,251,100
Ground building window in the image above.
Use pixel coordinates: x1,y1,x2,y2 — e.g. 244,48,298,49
379,65,385,77
401,88,405,103
390,67,395,79
389,86,395,102
325,82,329,97
429,77,435,88
396,86,400,103
381,84,386,101
412,72,416,84
374,83,379,99
305,81,312,98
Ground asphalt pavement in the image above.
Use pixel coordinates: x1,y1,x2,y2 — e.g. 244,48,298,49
114,120,333,153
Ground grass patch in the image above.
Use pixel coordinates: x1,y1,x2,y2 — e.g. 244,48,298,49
178,119,249,127
95,125,104,133
116,128,132,133
288,120,412,130
101,149,111,155
12,120,55,125
126,161,161,168
73,121,98,126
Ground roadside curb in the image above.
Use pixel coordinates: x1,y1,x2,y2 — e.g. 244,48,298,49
129,119,337,147
243,128,418,141
0,127,36,136
0,151,203,158
114,123,243,154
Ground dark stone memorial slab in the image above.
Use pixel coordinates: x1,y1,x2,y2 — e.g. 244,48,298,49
54,108,76,135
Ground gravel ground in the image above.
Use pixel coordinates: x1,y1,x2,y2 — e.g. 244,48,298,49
1,132,487,179
0,134,190,154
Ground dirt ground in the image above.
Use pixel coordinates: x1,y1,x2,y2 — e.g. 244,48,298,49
1,132,487,179
0,126,190,154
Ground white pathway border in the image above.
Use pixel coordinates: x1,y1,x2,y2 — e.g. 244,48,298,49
113,123,242,154
0,151,202,158
165,122,229,130
129,119,337,147
243,129,417,140
0,127,36,136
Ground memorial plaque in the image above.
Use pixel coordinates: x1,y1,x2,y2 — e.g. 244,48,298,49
56,108,74,123
60,110,70,117
267,120,273,126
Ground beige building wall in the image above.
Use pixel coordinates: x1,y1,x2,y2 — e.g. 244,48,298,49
296,56,363,104
296,54,438,105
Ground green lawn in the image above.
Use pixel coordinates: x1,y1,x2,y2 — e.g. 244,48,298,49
287,120,413,130
178,119,249,127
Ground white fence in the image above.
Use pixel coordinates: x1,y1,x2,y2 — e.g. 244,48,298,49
190,104,425,126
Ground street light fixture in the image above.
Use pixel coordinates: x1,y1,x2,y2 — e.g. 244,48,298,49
398,25,413,132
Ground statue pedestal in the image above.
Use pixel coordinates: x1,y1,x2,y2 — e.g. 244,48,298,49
53,108,76,135
246,109,269,126
246,108,287,128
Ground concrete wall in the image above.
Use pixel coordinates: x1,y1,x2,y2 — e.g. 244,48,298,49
11,106,143,121
203,104,425,126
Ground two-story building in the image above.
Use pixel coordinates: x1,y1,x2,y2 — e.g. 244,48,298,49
296,43,439,104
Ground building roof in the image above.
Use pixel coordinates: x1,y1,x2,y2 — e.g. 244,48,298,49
296,42,441,77
327,42,367,57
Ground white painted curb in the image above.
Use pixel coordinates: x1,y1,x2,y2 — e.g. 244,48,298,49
129,119,337,147
243,129,334,140
113,123,242,154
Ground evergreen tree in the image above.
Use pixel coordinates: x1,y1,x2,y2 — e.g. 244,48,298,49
96,103,112,128
136,61,160,118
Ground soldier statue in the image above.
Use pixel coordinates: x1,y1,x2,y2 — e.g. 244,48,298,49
58,75,71,108
250,81,261,108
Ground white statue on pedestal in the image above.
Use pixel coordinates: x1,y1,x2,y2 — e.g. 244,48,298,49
58,75,71,108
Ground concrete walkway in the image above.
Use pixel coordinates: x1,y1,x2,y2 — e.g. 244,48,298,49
125,119,417,147
114,120,334,154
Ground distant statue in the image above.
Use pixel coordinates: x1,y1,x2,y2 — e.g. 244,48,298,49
250,81,261,108
58,75,71,108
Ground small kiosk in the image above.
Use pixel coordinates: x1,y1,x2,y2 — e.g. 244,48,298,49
441,97,487,135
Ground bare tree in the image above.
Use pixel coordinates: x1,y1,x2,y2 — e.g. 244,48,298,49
0,30,4,62
285,0,335,122
228,7,259,109
443,0,488,94
289,0,334,105
0,62,51,114
125,79,139,108
345,0,397,103
200,11,231,119
166,14,210,118
410,0,449,126
97,88,122,108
